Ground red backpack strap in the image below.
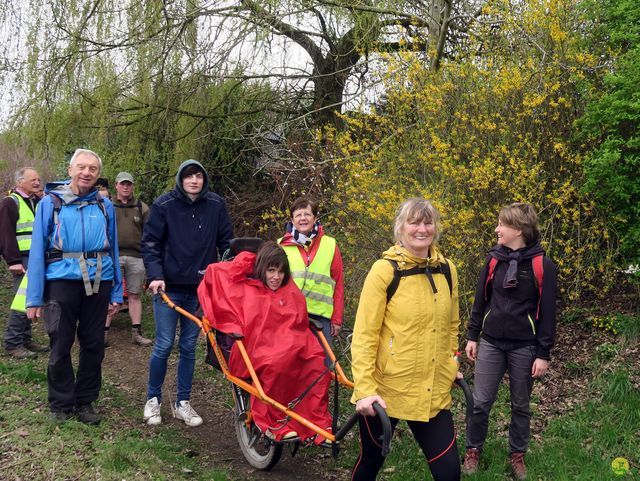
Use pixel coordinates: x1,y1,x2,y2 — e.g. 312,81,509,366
532,254,544,320
484,257,498,300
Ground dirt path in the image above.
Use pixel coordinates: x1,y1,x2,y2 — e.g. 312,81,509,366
101,317,351,481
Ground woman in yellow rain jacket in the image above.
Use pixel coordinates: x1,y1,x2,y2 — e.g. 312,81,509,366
351,198,461,481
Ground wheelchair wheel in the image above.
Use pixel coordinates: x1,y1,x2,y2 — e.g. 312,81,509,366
233,387,283,470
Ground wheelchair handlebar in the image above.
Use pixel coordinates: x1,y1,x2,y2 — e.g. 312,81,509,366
335,401,392,457
455,377,474,422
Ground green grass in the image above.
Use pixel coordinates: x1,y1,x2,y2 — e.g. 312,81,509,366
0,264,229,481
1,261,639,480
333,338,640,481
0,355,229,480
332,368,639,481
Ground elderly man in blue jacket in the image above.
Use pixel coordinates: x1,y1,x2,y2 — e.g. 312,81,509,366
142,159,233,427
26,149,123,424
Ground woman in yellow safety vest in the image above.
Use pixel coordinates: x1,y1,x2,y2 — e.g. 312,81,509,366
278,197,344,346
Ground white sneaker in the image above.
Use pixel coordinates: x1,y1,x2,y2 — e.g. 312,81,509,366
173,400,203,427
143,397,162,425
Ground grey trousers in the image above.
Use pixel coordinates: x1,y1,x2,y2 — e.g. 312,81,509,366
466,338,536,453
4,256,32,350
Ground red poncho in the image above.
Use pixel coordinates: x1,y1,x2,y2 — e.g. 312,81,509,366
198,252,332,443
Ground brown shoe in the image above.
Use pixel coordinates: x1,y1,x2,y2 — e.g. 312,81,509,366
132,328,153,346
462,448,481,475
6,346,37,359
510,452,527,480
24,341,49,353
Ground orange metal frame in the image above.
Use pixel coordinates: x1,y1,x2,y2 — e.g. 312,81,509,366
161,291,353,443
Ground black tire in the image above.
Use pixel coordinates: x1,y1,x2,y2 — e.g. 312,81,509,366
233,388,283,470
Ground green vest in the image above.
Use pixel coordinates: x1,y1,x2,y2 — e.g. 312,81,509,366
10,193,35,252
281,235,336,319
10,273,28,313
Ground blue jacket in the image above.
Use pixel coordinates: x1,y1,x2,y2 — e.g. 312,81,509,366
26,181,123,307
142,160,234,290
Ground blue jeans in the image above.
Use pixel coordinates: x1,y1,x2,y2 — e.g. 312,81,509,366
147,291,200,403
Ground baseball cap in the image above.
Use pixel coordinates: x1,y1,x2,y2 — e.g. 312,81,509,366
115,172,134,184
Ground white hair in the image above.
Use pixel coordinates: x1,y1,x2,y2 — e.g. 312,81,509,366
14,167,37,184
69,149,102,171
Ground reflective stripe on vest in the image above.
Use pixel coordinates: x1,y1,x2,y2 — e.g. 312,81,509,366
10,193,34,252
10,273,28,313
281,236,336,318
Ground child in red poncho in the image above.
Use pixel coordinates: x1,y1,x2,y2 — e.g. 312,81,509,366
198,241,332,443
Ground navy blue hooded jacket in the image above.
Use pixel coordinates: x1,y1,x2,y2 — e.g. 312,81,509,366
142,160,234,291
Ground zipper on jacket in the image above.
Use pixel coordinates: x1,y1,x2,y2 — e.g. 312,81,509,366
482,309,491,330
79,206,86,253
389,336,394,355
527,314,536,335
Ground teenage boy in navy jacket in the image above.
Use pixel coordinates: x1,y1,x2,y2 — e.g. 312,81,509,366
142,159,233,427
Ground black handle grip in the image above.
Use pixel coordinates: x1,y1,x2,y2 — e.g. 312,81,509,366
455,378,474,422
372,402,392,456
334,401,392,456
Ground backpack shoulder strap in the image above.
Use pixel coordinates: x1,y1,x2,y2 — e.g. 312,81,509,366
385,259,401,303
484,257,498,300
95,194,109,222
49,194,109,237
384,259,424,302
386,259,453,302
50,195,62,233
440,259,453,297
532,254,544,319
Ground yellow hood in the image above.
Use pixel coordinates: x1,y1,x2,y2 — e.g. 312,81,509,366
381,244,446,268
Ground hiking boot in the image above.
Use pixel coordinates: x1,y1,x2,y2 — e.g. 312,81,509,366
132,328,153,346
510,452,527,480
144,397,162,426
76,403,102,425
173,400,203,427
24,341,49,353
6,346,37,359
51,411,71,423
462,448,481,475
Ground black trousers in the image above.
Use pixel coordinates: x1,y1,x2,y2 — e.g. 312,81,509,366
352,410,460,481
44,280,111,413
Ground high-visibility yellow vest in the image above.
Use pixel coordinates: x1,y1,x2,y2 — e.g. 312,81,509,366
10,273,27,313
10,193,35,252
281,236,336,319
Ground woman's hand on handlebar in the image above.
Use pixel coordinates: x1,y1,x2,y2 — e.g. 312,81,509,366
356,395,387,417
148,280,166,295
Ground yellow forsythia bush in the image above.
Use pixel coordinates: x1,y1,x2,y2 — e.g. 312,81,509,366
322,0,615,322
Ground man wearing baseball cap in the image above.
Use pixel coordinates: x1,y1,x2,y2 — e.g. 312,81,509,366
105,172,152,347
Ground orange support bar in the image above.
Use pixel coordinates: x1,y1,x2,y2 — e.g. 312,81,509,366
160,290,345,441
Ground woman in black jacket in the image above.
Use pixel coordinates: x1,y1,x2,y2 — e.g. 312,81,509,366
462,203,557,480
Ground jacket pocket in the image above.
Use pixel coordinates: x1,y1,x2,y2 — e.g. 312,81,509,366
375,336,393,375
436,356,458,393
